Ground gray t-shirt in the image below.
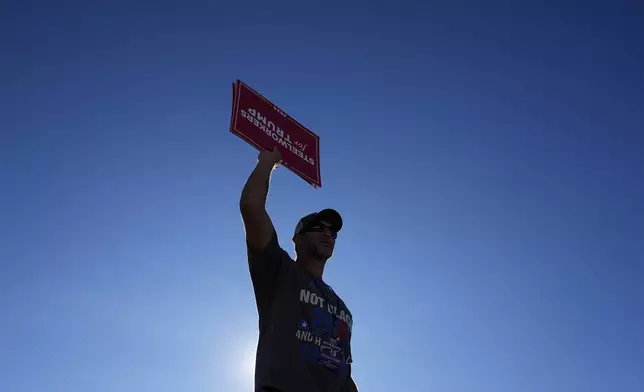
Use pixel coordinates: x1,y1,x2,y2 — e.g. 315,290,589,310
248,232,355,392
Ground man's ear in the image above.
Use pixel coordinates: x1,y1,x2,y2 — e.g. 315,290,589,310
293,234,304,256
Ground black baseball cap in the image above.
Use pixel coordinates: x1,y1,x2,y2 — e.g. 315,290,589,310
293,208,343,238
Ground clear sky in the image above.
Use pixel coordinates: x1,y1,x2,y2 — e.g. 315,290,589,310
1,1,643,392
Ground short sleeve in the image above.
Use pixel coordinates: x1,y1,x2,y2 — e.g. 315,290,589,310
247,230,291,316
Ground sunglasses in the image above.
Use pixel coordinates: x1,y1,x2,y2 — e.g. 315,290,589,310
303,224,338,239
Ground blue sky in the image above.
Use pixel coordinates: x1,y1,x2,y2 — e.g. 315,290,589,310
1,1,642,391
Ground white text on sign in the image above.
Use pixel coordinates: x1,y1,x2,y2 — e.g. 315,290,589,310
241,108,315,166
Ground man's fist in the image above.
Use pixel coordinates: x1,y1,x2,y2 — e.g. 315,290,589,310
258,146,282,169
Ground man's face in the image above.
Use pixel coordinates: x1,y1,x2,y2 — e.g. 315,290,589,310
298,219,337,260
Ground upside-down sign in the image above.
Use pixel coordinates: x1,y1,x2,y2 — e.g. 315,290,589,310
230,80,322,188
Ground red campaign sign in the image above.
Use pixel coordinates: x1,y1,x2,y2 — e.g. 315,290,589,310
230,80,322,188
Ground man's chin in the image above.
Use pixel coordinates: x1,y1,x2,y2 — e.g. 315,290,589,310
316,247,334,260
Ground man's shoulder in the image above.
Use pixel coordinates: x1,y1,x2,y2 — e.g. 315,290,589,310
329,285,353,318
247,231,293,262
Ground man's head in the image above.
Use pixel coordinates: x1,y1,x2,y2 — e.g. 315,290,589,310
292,209,343,261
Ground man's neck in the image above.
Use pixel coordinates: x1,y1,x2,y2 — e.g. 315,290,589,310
296,257,326,280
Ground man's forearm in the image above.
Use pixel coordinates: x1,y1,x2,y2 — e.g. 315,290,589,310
240,160,275,210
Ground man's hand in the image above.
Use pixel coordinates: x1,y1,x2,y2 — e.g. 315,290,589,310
258,146,282,169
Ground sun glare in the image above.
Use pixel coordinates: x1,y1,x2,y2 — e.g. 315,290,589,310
229,336,257,390
240,340,257,378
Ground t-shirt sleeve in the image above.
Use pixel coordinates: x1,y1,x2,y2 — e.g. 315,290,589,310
247,230,290,312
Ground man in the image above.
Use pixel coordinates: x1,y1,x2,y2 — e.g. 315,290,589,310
240,147,358,392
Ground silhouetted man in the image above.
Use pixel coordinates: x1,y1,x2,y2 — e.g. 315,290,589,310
240,147,358,392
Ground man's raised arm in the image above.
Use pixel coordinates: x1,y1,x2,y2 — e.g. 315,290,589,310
239,147,282,254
